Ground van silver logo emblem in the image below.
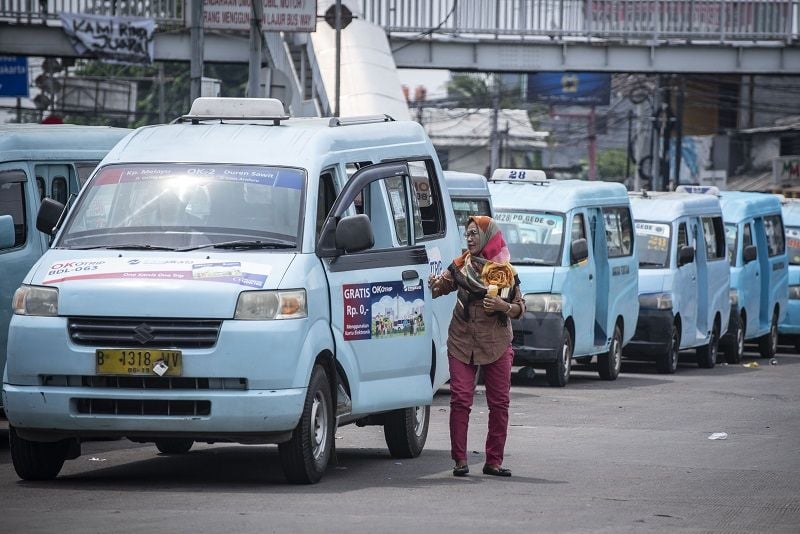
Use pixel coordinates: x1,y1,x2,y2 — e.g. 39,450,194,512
133,323,155,344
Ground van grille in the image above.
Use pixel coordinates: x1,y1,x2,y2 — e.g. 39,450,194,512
42,375,246,391
75,398,211,417
68,317,222,349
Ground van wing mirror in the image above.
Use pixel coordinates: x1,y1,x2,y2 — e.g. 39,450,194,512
36,197,66,236
0,214,15,248
335,214,375,253
743,244,758,263
570,238,589,264
678,245,695,266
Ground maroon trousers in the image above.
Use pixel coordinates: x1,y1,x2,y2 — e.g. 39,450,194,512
448,345,514,466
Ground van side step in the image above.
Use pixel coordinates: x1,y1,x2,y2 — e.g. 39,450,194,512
593,321,607,347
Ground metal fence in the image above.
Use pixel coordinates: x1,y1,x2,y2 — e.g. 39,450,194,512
360,0,800,41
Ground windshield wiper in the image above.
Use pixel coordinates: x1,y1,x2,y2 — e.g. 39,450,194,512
178,240,295,252
69,244,177,251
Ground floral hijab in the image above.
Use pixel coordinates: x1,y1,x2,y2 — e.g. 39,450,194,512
448,216,518,321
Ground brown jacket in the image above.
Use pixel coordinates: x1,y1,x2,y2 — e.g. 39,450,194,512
432,270,525,365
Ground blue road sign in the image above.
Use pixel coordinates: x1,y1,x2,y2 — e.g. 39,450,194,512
527,72,611,106
0,56,29,98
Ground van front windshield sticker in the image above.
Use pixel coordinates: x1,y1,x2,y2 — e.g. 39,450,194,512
787,227,800,265
635,222,671,268
495,210,564,266
57,164,304,251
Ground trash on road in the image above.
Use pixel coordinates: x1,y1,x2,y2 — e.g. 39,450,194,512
88,457,107,462
770,358,778,365
742,361,759,368
708,432,728,440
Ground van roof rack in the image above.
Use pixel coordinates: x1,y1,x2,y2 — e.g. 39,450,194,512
175,97,290,126
328,115,395,127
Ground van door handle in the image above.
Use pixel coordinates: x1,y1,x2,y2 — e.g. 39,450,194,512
402,270,419,281
589,274,593,280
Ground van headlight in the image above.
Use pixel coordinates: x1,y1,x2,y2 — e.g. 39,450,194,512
730,288,739,306
234,289,307,320
639,292,673,310
523,293,562,313
789,286,800,300
12,285,59,316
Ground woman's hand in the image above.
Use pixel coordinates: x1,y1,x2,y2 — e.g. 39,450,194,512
483,295,511,313
428,274,440,297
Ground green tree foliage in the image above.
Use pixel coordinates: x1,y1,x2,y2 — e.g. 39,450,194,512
61,60,248,127
596,149,630,182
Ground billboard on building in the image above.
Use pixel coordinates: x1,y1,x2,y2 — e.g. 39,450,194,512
527,72,611,106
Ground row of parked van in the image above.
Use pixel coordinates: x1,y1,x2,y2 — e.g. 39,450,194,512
444,171,792,387
0,100,794,485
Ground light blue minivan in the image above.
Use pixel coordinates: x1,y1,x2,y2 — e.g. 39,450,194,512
443,170,493,237
778,198,800,351
488,169,639,386
719,191,788,360
624,192,731,372
2,98,462,483
1,124,130,409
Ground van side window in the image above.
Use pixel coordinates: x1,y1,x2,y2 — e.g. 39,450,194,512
52,176,68,205
346,162,372,215
677,222,688,249
36,176,45,200
0,170,28,249
743,223,752,248
571,213,586,241
343,175,412,249
408,160,445,240
75,162,100,187
764,215,786,257
603,207,633,258
316,172,337,238
701,216,726,260
385,176,411,246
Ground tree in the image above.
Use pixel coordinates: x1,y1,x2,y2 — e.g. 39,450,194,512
596,149,630,183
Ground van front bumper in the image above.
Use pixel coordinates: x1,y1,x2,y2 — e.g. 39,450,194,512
2,383,305,441
624,309,673,357
511,312,564,364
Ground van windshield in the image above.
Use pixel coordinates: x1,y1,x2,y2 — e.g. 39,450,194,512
634,221,670,268
787,226,800,265
724,223,738,265
57,164,305,250
494,209,564,265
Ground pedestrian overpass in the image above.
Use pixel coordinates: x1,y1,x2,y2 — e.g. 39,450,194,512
2,1,799,115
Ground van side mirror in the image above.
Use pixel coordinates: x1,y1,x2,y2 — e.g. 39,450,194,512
0,214,15,248
743,244,758,263
678,245,695,266
570,238,588,264
36,197,66,236
335,214,374,253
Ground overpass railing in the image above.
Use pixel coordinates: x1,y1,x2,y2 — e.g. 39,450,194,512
361,0,800,42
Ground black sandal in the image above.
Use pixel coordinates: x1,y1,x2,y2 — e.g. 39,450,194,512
453,464,470,477
482,464,512,477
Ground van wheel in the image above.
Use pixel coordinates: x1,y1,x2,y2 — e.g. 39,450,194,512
598,323,622,380
697,321,719,368
758,311,779,359
155,439,193,455
794,339,800,354
656,321,680,374
9,426,69,481
724,313,745,364
279,365,334,484
384,405,430,458
546,328,572,387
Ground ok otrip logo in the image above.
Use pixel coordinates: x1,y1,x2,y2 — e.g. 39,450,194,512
47,260,106,276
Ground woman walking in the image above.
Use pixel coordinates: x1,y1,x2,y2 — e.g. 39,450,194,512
429,216,524,477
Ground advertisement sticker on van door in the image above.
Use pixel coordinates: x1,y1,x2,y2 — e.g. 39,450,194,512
343,281,425,340
42,257,271,288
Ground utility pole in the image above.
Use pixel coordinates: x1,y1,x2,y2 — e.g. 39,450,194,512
626,109,633,186
489,74,500,176
190,0,204,103
247,0,265,97
334,0,342,117
588,105,597,180
650,75,662,191
673,78,685,188
158,63,166,124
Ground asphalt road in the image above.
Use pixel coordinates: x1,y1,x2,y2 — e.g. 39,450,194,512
2,346,799,533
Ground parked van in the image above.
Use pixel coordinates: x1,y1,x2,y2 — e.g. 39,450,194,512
0,124,130,408
443,170,493,237
778,198,800,351
2,98,462,484
488,169,639,386
624,191,730,372
716,191,788,360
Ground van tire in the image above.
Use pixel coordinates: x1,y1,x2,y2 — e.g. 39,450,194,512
724,313,745,364
546,328,573,387
9,426,69,481
279,365,334,484
656,321,680,374
384,405,430,458
758,311,779,359
598,323,622,380
155,439,193,455
696,321,719,368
